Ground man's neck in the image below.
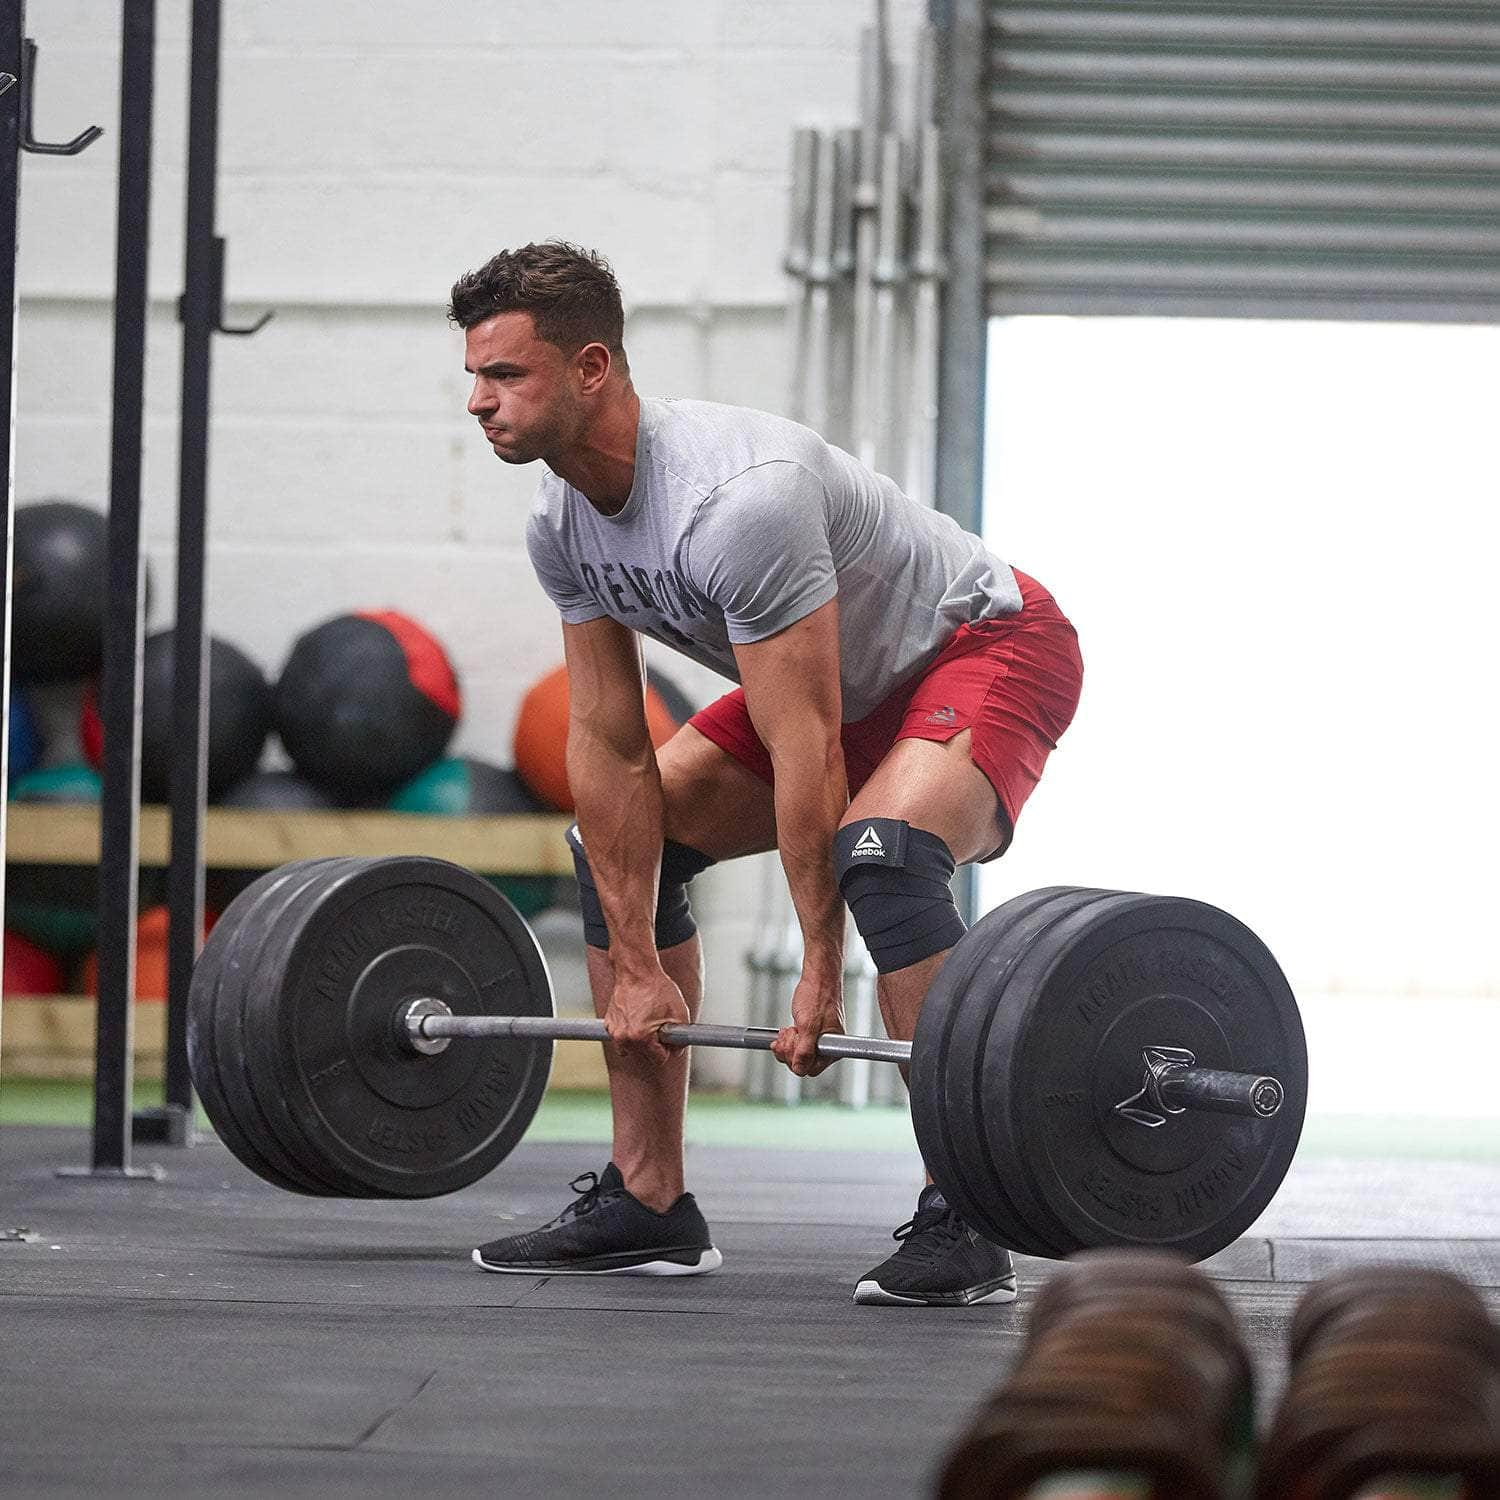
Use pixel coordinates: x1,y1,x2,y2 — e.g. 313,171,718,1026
547,385,642,515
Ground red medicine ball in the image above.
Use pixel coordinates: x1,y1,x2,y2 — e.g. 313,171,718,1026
273,611,461,803
3,929,67,997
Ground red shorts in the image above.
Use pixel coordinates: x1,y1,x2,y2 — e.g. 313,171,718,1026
689,570,1084,860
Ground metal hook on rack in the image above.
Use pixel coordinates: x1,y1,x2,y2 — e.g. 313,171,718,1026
20,40,104,156
209,234,273,336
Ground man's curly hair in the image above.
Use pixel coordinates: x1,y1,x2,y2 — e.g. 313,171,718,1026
448,241,627,365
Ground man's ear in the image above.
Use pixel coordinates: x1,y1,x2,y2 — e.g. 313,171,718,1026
575,341,613,395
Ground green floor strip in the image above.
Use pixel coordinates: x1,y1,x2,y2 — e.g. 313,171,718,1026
0,1079,919,1151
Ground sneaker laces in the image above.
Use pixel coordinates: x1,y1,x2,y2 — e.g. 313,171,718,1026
891,1203,965,1261
541,1171,611,1230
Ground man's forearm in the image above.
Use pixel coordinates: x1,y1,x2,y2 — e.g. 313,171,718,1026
568,725,664,977
768,738,848,977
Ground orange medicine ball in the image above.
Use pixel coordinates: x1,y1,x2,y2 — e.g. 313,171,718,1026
513,664,683,812
82,906,217,1002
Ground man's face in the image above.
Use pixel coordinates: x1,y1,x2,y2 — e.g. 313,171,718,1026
464,311,581,465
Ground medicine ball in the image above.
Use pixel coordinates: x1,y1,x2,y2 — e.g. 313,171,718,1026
512,663,695,812
8,686,42,783
388,757,544,816
10,762,102,803
3,929,67,997
6,894,98,961
81,905,216,1003
12,500,153,681
274,611,461,802
79,632,273,803
215,769,340,810
5,862,167,961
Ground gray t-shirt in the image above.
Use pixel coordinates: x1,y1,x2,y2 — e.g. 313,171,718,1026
525,397,1021,721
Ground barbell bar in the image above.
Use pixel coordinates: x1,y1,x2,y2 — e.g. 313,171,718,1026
395,997,1285,1120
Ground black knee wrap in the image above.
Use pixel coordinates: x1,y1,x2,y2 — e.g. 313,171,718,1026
567,824,716,951
834,818,967,974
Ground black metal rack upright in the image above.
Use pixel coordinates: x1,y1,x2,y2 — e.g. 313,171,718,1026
138,0,271,1147
63,0,158,1180
1,9,20,939
2,2,105,1096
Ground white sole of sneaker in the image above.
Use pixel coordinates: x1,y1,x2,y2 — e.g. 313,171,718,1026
471,1246,724,1277
851,1276,1018,1307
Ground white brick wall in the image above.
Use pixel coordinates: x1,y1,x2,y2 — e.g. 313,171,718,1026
14,1,927,1074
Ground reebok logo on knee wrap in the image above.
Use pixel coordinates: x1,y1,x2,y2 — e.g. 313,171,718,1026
834,819,967,974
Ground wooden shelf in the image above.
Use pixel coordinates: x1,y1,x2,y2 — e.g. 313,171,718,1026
2,804,576,876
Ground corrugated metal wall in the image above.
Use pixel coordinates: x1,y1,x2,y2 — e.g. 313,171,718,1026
985,3,1500,320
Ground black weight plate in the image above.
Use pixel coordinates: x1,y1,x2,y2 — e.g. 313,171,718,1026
218,857,482,1195
214,859,383,1195
188,859,347,1194
912,887,1113,1257
983,892,1306,1261
207,860,373,1194
187,881,315,1193
244,857,554,1197
911,887,1084,1256
937,888,1120,1258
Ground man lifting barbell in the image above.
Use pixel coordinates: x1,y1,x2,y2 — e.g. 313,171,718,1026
450,241,1084,1305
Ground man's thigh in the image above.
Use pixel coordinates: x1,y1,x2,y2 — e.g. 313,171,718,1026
841,730,1010,867
657,723,779,860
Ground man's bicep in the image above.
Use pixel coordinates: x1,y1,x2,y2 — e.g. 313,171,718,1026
561,616,652,750
732,596,843,752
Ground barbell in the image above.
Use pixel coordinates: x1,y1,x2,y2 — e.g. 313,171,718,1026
186,855,1308,1261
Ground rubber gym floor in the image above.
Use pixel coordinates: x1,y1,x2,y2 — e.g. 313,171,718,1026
3,1088,1500,1498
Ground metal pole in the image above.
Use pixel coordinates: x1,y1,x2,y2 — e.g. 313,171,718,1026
929,0,986,539
869,131,906,477
905,122,945,507
782,126,816,422
928,0,987,926
837,944,877,1108
152,0,221,1147
849,25,887,465
0,4,20,1022
70,0,160,1182
802,129,838,438
828,126,859,450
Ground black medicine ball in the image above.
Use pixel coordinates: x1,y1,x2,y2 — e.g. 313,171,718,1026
79,631,273,803
273,611,461,801
141,632,273,803
215,769,340,810
12,500,153,681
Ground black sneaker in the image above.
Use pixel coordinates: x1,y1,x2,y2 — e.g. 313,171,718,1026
853,1185,1018,1306
472,1164,722,1277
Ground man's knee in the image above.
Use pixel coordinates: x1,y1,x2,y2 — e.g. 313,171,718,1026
834,817,966,974
567,824,716,952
